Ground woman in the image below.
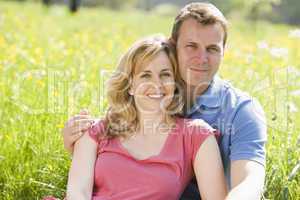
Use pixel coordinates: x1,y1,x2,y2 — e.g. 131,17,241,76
49,35,227,200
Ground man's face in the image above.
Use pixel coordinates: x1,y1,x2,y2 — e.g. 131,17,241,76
176,18,224,89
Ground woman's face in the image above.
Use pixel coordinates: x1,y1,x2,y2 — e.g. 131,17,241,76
129,51,175,116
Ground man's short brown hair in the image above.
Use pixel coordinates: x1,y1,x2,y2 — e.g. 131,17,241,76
171,2,228,47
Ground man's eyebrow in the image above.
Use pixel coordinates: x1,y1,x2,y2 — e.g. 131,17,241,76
186,41,198,45
208,44,221,48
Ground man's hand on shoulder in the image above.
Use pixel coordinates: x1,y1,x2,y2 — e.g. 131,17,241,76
187,119,215,132
62,109,95,154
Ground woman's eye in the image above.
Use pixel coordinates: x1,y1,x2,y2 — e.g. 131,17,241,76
161,73,171,77
140,74,150,78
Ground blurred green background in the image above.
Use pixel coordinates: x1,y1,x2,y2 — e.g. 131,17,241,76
0,0,299,199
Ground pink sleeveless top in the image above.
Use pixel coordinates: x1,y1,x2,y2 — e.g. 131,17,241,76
88,117,218,200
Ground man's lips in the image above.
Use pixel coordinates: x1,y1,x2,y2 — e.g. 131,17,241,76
189,67,209,72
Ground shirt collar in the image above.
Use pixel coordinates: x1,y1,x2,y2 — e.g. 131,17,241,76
186,76,224,115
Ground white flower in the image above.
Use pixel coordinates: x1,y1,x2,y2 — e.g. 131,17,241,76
291,90,300,97
287,102,298,113
289,29,300,38
270,47,288,58
257,40,269,49
288,66,300,77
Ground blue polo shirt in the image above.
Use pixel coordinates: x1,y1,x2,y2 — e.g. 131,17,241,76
180,76,267,199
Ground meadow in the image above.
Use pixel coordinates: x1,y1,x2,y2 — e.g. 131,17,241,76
0,1,299,199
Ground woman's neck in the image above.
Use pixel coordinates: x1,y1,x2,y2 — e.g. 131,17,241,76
136,113,174,136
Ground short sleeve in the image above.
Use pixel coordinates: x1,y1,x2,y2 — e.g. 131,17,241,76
185,119,220,162
230,99,267,166
88,119,106,143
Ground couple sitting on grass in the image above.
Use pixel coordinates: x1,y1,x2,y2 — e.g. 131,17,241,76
45,2,267,200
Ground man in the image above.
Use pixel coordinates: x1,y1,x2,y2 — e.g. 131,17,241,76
62,3,267,199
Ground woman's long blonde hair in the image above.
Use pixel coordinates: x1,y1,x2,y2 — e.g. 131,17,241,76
104,35,184,139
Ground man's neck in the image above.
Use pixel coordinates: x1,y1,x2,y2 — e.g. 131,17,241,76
184,82,211,112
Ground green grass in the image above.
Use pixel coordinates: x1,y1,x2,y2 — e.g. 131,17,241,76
0,2,299,199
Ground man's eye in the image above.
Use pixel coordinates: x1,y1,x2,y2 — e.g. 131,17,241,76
186,44,196,49
208,47,220,53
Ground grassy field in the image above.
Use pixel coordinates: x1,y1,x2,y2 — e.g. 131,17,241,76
0,2,299,199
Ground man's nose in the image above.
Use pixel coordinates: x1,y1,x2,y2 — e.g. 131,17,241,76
197,48,208,64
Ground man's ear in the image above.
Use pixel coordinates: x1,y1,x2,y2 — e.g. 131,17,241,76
222,43,227,57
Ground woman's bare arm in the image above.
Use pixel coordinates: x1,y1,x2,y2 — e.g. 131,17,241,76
193,135,228,200
66,131,97,200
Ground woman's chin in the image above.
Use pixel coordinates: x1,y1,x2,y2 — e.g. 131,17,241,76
137,107,168,116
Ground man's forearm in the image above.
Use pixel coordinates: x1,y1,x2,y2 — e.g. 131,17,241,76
225,176,264,200
227,160,265,200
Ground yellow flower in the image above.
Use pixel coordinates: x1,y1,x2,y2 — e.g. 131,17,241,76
53,90,58,97
26,73,32,80
37,80,45,87
0,35,5,47
34,48,42,57
56,123,64,129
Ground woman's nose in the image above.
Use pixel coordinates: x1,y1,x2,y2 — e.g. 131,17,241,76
152,76,164,88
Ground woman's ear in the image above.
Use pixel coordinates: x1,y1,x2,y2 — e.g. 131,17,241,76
128,88,134,96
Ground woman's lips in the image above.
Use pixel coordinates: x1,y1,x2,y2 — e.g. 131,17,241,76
147,94,165,99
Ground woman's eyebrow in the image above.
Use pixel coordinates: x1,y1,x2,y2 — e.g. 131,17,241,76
141,70,152,73
161,68,172,72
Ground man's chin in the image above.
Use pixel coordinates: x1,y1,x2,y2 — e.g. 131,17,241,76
183,72,212,84
185,79,212,88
